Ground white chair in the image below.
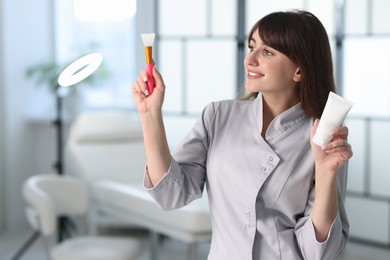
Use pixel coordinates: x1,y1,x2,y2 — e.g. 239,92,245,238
64,110,212,260
23,173,142,260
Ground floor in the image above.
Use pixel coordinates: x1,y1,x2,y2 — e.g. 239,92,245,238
1,227,390,260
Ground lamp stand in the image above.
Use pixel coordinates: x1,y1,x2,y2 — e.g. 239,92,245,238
53,86,64,175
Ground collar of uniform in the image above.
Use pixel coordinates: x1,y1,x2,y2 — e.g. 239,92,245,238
252,93,308,145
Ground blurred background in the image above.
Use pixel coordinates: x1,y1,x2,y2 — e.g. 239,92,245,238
1,0,390,259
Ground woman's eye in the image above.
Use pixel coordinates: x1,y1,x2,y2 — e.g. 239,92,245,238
248,45,254,52
263,49,273,56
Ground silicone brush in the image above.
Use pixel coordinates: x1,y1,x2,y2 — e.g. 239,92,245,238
141,33,155,94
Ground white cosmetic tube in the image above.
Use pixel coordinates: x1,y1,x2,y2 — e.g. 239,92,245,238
313,92,354,147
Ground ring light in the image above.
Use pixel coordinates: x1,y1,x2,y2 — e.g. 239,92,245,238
58,52,103,87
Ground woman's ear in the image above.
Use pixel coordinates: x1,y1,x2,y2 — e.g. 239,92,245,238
293,67,301,82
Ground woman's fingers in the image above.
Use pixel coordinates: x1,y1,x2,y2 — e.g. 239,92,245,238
311,122,353,172
152,66,165,91
135,67,165,96
322,139,350,152
135,69,150,96
133,66,165,113
320,126,353,160
142,75,150,95
329,126,349,140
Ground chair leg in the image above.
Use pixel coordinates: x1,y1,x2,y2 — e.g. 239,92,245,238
149,231,159,260
187,242,198,260
9,231,40,260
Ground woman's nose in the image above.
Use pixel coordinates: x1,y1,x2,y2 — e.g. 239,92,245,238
244,52,258,67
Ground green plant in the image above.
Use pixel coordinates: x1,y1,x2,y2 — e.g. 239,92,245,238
26,62,63,93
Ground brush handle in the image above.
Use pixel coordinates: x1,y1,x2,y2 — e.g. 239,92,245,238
146,64,155,94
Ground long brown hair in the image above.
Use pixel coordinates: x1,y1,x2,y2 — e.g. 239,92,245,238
240,10,336,119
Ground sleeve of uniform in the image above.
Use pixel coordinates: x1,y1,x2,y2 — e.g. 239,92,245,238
295,163,350,260
143,102,216,210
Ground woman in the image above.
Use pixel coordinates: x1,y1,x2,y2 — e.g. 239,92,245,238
132,10,352,260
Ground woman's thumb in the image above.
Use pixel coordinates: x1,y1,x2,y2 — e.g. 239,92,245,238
311,119,320,140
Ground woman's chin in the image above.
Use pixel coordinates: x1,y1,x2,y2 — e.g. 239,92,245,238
245,84,261,93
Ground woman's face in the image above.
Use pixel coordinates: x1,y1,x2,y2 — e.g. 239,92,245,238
244,31,301,99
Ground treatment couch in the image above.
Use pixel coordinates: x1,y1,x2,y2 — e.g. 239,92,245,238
64,110,211,260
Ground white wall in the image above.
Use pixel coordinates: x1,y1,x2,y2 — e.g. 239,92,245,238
1,0,54,230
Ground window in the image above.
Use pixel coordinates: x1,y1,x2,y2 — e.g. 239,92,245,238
246,0,334,35
156,0,337,116
157,0,238,115
55,0,137,110
343,0,390,196
344,0,390,118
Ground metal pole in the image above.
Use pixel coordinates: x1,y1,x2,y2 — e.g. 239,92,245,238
9,231,40,260
54,86,67,243
334,0,345,95
149,231,159,260
236,0,246,94
54,88,63,175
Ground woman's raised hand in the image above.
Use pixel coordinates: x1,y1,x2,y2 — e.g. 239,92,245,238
310,119,353,173
132,66,166,115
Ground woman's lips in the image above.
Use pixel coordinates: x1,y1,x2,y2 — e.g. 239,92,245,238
247,71,265,78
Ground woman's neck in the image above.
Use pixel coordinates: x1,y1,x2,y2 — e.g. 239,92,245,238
261,94,300,138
